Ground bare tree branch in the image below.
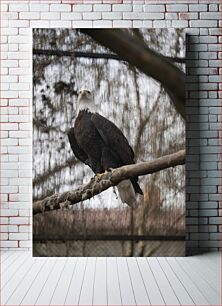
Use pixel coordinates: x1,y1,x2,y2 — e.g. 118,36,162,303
33,49,121,60
80,29,185,119
33,49,186,64
33,150,185,215
33,157,79,187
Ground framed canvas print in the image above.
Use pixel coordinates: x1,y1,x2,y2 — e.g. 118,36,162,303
33,29,185,257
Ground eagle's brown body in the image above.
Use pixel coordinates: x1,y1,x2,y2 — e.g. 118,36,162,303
68,90,143,207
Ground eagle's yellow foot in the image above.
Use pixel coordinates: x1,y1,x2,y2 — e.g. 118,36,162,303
95,171,108,181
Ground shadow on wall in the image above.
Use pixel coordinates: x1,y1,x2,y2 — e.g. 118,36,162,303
186,34,200,256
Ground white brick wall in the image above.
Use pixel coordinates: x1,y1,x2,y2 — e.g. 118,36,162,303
0,0,221,254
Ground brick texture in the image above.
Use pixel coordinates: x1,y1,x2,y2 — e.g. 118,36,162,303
0,0,221,255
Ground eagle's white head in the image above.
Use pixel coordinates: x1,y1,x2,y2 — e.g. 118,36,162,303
77,89,97,113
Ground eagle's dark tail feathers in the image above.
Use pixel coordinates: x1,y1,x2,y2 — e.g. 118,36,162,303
131,179,143,195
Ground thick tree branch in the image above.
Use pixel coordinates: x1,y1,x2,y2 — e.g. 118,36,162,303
33,150,185,215
80,29,185,118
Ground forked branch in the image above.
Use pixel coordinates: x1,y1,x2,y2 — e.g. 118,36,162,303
81,29,185,118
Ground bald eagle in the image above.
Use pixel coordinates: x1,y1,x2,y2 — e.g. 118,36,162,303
68,90,143,208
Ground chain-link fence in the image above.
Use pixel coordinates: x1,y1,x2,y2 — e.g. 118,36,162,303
33,236,185,257
33,205,185,257
33,202,185,257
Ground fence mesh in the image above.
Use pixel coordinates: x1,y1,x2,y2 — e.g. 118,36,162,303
33,204,185,257
33,239,185,257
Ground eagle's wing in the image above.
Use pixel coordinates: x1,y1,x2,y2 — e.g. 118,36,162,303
91,113,135,165
67,128,89,166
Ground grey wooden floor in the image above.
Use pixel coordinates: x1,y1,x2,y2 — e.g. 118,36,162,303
1,251,220,305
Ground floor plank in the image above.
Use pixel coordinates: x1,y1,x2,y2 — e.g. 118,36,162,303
2,251,22,273
0,251,14,263
35,258,67,305
195,252,219,274
187,256,220,293
147,258,179,305
157,258,195,305
93,257,107,306
176,257,221,305
1,252,220,306
136,257,165,305
78,257,96,305
167,257,210,305
50,257,77,305
1,252,30,290
106,257,122,306
65,257,87,306
116,257,136,306
5,258,46,305
127,257,150,305
20,258,56,305
2,256,37,305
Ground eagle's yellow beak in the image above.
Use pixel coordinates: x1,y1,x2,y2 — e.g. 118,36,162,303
80,91,86,96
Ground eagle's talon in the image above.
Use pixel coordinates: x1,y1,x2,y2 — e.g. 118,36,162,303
95,171,107,181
